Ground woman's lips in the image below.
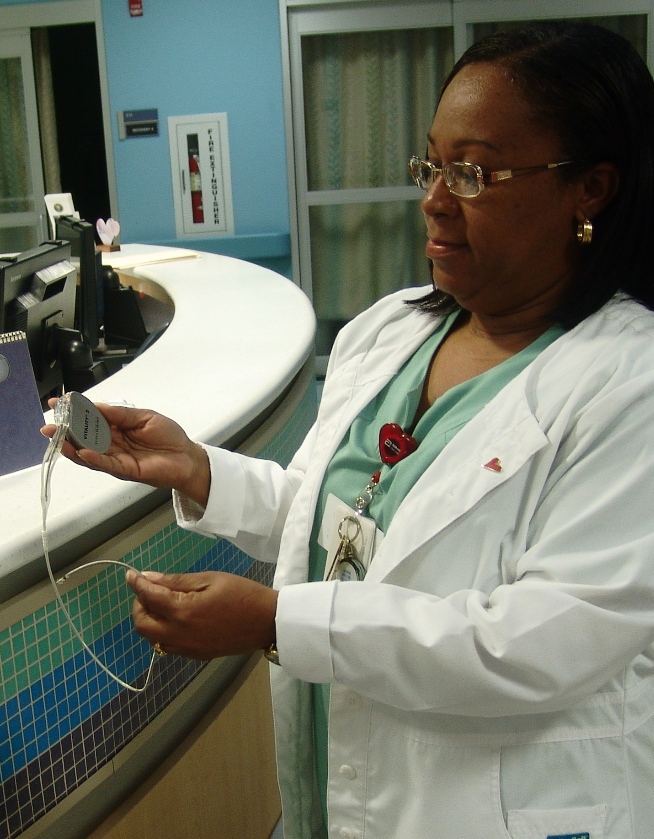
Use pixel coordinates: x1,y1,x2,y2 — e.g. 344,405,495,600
426,238,466,259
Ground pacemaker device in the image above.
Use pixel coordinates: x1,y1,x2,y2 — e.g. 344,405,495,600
41,392,162,693
56,390,112,452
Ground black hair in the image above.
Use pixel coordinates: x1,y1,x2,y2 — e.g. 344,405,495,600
411,21,654,327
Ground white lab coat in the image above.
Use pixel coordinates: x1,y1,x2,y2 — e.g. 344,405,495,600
175,288,654,839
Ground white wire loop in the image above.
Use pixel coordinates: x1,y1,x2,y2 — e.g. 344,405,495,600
40,397,158,693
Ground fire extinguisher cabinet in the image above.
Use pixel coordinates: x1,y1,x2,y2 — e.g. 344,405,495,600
168,113,235,238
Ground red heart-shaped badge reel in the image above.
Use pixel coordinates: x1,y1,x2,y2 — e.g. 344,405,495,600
379,423,419,465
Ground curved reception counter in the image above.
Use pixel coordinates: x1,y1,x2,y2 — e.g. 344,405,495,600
0,247,317,839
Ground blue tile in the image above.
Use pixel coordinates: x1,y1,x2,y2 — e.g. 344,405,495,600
20,706,34,729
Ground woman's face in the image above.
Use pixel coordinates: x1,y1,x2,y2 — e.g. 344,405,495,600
423,61,584,322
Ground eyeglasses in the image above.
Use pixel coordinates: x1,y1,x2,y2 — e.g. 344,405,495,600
408,156,573,198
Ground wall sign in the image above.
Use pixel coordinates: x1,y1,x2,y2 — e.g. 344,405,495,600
117,109,159,139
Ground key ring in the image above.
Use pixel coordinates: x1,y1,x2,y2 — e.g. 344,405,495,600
338,515,362,543
329,515,366,582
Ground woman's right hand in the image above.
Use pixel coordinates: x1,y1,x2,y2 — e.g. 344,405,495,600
41,403,211,507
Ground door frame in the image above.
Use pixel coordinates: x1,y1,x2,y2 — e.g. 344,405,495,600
0,0,118,227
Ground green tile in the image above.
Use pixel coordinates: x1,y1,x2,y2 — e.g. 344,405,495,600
2,677,16,699
23,625,37,647
15,669,28,693
10,631,25,654
66,600,80,619
13,651,26,673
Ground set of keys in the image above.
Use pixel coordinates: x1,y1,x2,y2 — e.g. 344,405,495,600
321,423,419,582
325,515,367,582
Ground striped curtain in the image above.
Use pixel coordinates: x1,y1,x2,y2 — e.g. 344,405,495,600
301,27,453,327
31,28,61,195
0,57,31,216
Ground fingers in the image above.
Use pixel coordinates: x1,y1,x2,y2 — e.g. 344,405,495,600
124,570,277,660
126,570,185,615
128,569,213,595
95,403,154,430
41,423,57,440
125,570,214,626
126,570,216,658
44,399,156,436
40,424,94,463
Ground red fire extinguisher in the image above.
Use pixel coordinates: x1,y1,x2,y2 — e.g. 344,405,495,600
189,153,204,224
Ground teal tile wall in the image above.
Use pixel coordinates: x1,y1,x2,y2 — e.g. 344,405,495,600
0,377,317,839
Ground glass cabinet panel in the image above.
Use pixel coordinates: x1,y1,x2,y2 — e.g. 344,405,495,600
300,26,453,354
309,199,428,345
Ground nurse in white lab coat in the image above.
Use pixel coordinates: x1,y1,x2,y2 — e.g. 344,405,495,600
46,21,654,839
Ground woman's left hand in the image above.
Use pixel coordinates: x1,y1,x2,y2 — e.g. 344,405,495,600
126,570,278,659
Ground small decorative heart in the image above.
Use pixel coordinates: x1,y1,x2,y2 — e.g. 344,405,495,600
379,423,419,465
482,457,503,473
96,217,121,245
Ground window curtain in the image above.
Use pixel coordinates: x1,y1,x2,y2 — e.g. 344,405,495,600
0,57,32,216
301,28,453,326
31,28,61,195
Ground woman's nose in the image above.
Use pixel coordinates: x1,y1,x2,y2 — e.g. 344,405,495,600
421,175,459,216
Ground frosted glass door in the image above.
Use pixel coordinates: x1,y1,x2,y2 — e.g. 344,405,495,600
287,3,454,361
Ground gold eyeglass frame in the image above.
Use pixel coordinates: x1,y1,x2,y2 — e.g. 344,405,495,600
408,156,573,198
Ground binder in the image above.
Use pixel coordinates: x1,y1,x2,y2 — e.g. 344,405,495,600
0,332,48,476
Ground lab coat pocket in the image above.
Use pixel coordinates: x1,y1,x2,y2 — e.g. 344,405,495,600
507,804,607,839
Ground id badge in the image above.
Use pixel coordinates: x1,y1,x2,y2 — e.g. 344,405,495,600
318,493,383,581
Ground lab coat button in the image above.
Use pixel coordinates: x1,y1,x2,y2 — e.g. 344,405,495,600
338,764,357,780
339,829,356,839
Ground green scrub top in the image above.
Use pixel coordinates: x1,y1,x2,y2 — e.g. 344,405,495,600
308,312,564,829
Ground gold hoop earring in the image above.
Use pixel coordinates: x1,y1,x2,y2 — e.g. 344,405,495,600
577,218,593,245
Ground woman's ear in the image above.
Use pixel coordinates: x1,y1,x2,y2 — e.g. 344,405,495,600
575,161,620,223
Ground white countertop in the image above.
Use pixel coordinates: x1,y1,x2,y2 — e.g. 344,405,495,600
0,247,316,587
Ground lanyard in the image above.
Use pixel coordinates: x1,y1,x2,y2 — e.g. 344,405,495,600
354,422,418,517
326,423,419,582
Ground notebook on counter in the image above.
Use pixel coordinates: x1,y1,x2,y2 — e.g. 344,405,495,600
0,332,48,476
100,243,199,270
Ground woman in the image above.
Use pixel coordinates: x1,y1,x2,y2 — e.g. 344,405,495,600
46,22,654,839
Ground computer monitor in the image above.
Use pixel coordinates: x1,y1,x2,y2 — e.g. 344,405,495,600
0,241,77,398
55,215,102,350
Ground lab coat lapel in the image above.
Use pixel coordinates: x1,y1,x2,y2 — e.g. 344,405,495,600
278,313,439,584
313,312,439,475
366,380,550,582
